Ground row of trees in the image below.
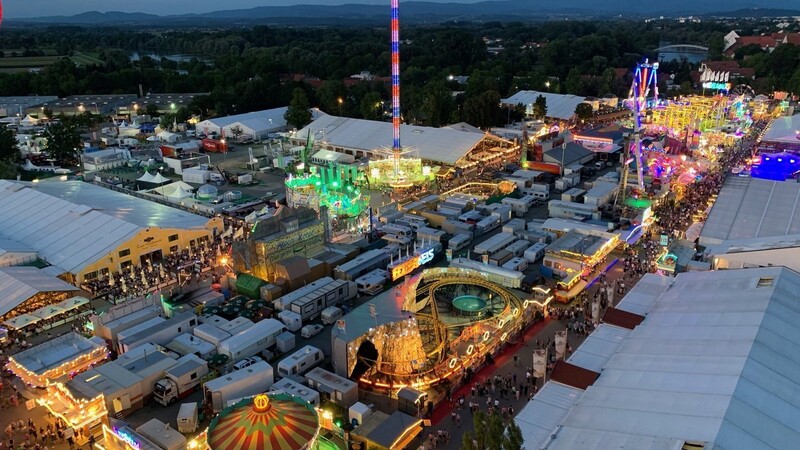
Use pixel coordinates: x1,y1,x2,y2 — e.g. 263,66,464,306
0,19,798,132
461,410,524,450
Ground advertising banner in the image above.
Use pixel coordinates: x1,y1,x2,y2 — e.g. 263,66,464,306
555,330,568,360
533,349,547,378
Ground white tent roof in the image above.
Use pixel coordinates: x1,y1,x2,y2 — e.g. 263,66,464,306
520,267,800,450
4,314,41,329
20,115,39,126
502,90,587,120
33,304,66,320
59,296,90,310
0,266,80,318
699,177,800,246
761,114,800,144
137,171,157,183
0,180,212,276
150,181,195,198
150,172,170,184
296,114,502,165
515,382,584,447
195,107,290,134
170,186,193,199
157,131,179,139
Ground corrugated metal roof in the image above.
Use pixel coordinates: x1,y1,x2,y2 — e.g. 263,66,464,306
522,267,800,450
514,382,583,448
296,114,496,165
761,114,800,144
195,107,288,133
700,177,800,246
0,180,212,276
0,267,80,317
502,91,587,120
566,324,631,373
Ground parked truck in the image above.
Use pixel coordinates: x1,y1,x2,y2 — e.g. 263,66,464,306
201,138,228,153
216,319,286,361
154,354,209,406
203,360,275,412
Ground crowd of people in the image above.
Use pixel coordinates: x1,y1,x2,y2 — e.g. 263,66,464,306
2,416,91,450
80,232,237,303
652,132,753,239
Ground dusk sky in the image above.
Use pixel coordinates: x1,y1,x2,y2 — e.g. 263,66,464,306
7,0,490,18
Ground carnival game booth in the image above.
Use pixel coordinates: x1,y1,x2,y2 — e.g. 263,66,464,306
6,332,109,387
189,393,339,450
38,381,108,437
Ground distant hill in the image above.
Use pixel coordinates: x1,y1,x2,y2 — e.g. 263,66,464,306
11,0,800,26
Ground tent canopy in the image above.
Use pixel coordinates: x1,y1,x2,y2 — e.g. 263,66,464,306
59,296,90,311
4,314,42,329
33,305,66,320
21,115,40,126
137,171,157,183
0,267,81,318
171,186,193,199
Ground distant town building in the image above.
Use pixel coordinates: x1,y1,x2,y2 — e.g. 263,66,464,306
26,95,137,117
0,96,57,118
118,93,208,116
723,30,800,56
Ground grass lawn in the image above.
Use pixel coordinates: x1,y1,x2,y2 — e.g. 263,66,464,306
0,56,62,67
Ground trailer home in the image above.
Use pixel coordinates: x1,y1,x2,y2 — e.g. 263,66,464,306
277,346,324,378
216,319,287,361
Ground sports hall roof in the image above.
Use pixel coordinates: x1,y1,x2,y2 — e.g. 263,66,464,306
516,267,800,450
0,180,211,276
296,114,499,165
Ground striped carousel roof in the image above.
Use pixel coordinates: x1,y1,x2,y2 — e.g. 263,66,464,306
207,393,319,450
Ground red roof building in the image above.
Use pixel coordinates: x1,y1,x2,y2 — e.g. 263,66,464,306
724,32,800,56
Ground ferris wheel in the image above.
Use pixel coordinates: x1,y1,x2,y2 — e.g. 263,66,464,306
730,84,755,98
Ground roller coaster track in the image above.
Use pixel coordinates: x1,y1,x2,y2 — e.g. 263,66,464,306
359,269,524,382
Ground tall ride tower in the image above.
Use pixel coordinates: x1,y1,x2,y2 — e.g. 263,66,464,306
390,0,401,180
628,59,659,191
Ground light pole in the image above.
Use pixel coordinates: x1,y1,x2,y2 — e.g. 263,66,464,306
337,97,343,116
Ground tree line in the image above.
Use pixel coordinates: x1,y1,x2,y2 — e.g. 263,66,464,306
0,18,798,132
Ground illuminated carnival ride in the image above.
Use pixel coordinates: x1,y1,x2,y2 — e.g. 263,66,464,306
349,268,551,391
190,393,338,450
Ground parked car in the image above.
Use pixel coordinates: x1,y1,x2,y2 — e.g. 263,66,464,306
232,356,263,372
301,324,324,338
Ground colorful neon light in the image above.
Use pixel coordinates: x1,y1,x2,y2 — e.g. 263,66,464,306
702,81,731,91
391,0,401,153
112,427,141,450
629,59,659,191
390,249,434,280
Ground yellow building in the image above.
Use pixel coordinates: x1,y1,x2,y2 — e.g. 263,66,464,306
0,180,223,285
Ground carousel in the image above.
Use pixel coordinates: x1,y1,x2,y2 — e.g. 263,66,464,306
193,393,336,450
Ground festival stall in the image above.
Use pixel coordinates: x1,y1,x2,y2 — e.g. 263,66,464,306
6,332,109,387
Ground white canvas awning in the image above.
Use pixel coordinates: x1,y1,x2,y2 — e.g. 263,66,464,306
150,172,170,184
137,171,157,183
59,296,90,311
33,305,66,320
4,314,42,329
20,115,39,126
170,186,193,199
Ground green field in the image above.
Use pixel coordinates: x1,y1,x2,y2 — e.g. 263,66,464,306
0,52,104,72
71,51,104,66
0,48,59,56
0,56,62,68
